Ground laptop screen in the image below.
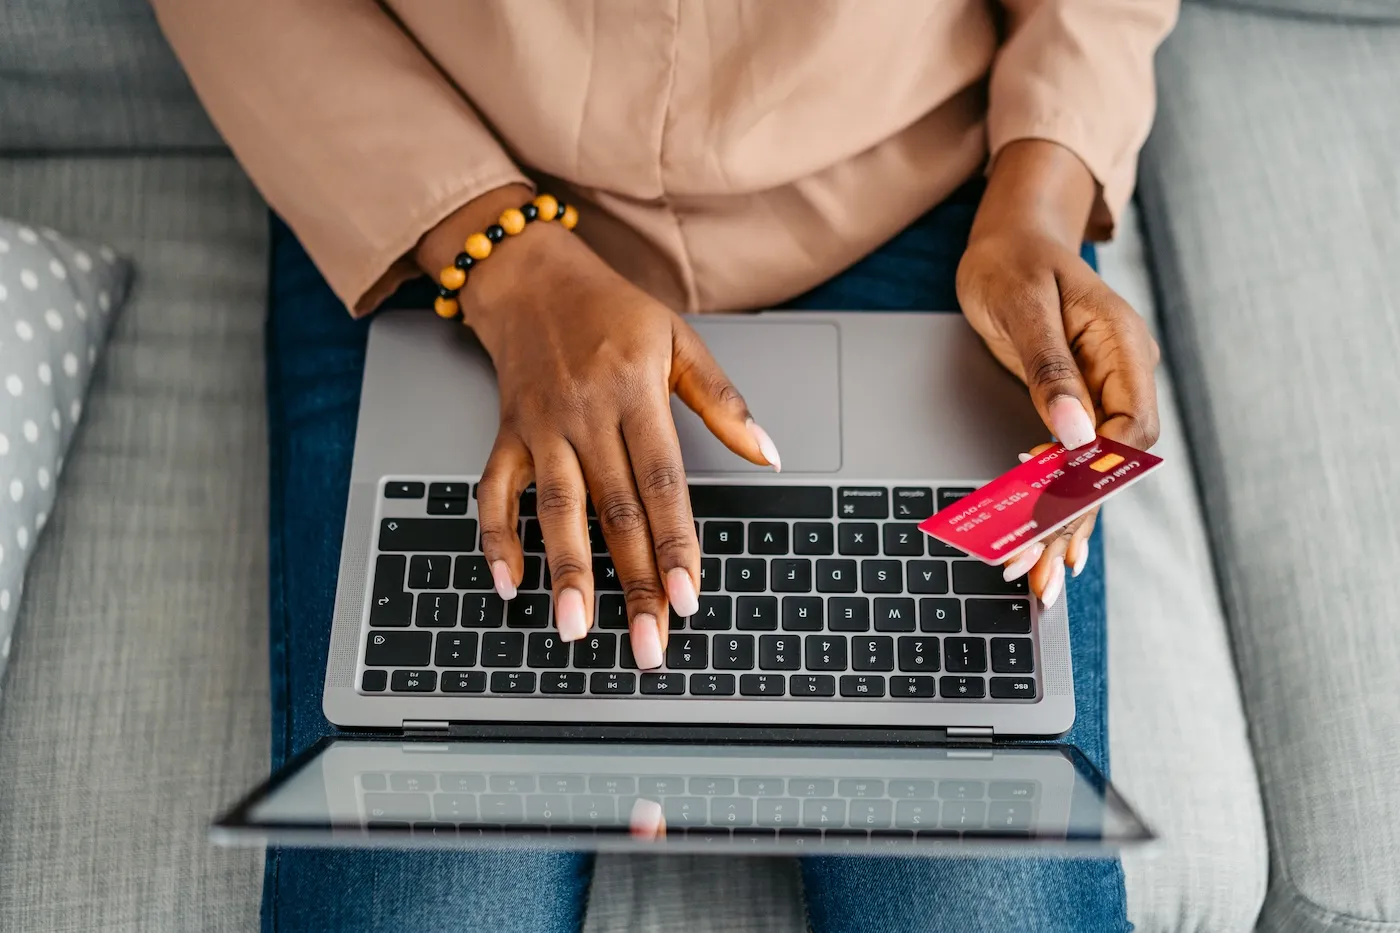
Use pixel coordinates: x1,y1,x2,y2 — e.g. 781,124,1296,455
213,737,1151,855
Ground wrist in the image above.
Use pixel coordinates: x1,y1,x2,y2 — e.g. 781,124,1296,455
971,139,1098,252
414,183,536,277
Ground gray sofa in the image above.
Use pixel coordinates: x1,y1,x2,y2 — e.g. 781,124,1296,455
0,1,1395,931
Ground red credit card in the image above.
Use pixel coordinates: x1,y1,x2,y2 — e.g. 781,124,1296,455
918,437,1163,564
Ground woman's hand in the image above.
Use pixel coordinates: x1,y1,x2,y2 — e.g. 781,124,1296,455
416,186,779,670
957,142,1160,605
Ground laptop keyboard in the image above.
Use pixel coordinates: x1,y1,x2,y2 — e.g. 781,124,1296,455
359,479,1038,702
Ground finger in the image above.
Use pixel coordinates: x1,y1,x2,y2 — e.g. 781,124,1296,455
1000,281,1098,450
532,437,594,642
629,798,666,841
476,430,533,600
670,318,781,470
1028,511,1096,608
1066,510,1098,578
1017,442,1057,463
1063,276,1161,450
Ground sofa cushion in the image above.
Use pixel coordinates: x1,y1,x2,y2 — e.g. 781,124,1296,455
1140,5,1400,932
1196,0,1400,24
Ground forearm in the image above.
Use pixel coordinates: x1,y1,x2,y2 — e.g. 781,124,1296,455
972,139,1098,251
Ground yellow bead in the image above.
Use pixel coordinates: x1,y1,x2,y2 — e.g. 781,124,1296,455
499,208,526,235
560,204,579,230
439,266,466,290
533,194,559,221
464,232,493,260
434,296,459,318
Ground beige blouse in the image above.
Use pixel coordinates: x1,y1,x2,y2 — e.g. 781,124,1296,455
152,0,1177,316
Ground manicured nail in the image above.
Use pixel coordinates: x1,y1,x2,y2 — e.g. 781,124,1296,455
557,588,587,641
629,797,664,840
1002,542,1045,582
746,419,782,472
491,560,517,600
1041,557,1066,609
1048,396,1096,450
1018,452,1033,463
1071,539,1089,578
630,613,665,670
666,568,700,618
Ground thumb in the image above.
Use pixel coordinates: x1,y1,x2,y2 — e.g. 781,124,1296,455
670,319,781,471
1002,290,1098,450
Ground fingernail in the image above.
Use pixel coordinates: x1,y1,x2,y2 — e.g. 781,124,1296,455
491,560,517,600
1018,452,1033,463
629,798,664,840
1048,396,1096,450
1002,542,1045,582
1071,538,1089,578
746,419,782,472
1041,557,1066,609
631,613,665,670
665,568,700,618
557,588,587,641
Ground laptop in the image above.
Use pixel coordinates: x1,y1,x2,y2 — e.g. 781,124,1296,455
214,310,1151,854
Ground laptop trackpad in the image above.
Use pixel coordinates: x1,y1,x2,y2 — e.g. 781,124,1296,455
672,320,841,474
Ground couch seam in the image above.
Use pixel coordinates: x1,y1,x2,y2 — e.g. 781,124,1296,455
1267,864,1400,933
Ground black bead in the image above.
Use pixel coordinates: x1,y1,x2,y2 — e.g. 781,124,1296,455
454,252,474,270
555,201,568,220
485,224,505,243
438,285,459,299
521,203,539,222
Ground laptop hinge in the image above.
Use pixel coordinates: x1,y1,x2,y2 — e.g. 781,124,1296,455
946,726,994,741
402,720,451,736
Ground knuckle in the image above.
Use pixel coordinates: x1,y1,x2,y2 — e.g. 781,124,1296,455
1025,347,1080,392
638,461,686,499
548,556,591,582
478,525,514,554
598,493,648,536
535,483,582,519
650,529,696,565
621,577,665,605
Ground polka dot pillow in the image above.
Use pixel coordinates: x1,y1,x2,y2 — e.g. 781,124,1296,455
0,218,129,689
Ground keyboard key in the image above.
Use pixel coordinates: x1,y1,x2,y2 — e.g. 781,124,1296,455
373,554,407,597
690,486,833,519
953,561,1030,596
442,670,486,693
882,523,924,556
861,560,903,593
427,497,468,515
748,522,789,554
988,801,1033,829
802,798,847,827
941,800,987,829
640,777,687,796
415,592,459,628
711,798,755,826
966,599,1033,634
379,518,477,553
666,633,708,669
837,487,888,519
520,556,544,589
759,634,802,670
453,555,493,590
641,672,686,695
490,671,536,694
828,597,870,632
944,637,988,672
703,521,745,554
940,675,986,699
838,522,879,555
699,557,722,592
990,677,1038,699
541,672,586,694
691,596,733,630
889,780,938,799
588,520,607,554
408,555,452,589
689,776,735,795
361,669,388,692
490,773,536,794
384,481,425,499
793,522,835,555
737,778,785,796
481,632,525,667
526,795,573,823
841,674,886,697
782,596,824,630
516,486,538,516
597,594,629,630
663,797,708,827
572,633,617,668
757,798,802,827
989,781,1038,800
770,559,812,593
892,487,934,520
936,487,976,511
897,636,940,672
429,482,471,499
736,596,779,630
791,674,836,697
852,636,894,672
522,519,545,553
940,780,985,800
460,593,506,628
850,799,894,829
906,560,949,594
725,558,767,592
441,774,488,793
874,597,916,632
991,637,1035,673
919,598,962,632
837,779,884,798
433,632,478,667
740,673,785,696
713,634,755,670
618,638,639,670
927,538,967,558
593,557,622,592
816,559,858,593
391,670,437,692
370,592,413,627
590,671,636,695
507,593,550,628
805,635,848,671
527,632,570,668
894,799,939,828
479,794,527,822
391,773,436,792
690,673,736,696
364,793,431,821
891,675,937,697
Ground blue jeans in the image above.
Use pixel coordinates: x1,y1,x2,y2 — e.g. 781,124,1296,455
262,180,1127,933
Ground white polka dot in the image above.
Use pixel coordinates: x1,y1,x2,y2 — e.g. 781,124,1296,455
45,309,64,331
87,346,97,365
20,269,39,291
40,227,60,242
51,409,62,430
17,226,38,244
37,362,52,385
0,633,8,657
0,594,9,615
5,375,21,396
15,319,32,341
0,434,6,455
98,290,111,312
0,544,4,567
49,258,67,280
0,236,9,253
74,300,88,321
70,399,82,423
22,421,38,443
16,526,28,551
35,512,46,533
74,251,92,272
0,283,7,301
99,245,116,262
9,480,21,502
37,467,51,490
63,353,79,377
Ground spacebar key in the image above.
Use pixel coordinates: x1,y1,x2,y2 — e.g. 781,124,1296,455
379,518,478,553
689,486,833,519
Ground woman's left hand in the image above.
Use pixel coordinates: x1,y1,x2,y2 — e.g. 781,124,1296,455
956,141,1161,606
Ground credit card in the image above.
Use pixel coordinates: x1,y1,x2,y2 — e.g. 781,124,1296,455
918,437,1163,564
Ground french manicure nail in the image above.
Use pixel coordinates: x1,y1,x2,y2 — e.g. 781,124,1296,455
629,797,664,839
1048,396,1096,450
1002,542,1045,582
557,588,587,642
631,613,665,670
490,560,517,600
1041,558,1066,609
666,568,700,618
1018,452,1033,463
1071,539,1089,577
746,419,782,472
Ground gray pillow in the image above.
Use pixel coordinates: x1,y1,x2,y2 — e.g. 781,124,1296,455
0,219,130,690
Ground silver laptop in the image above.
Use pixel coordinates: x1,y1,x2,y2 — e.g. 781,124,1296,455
214,310,1151,855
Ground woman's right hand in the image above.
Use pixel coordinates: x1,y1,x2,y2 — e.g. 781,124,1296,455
418,187,780,670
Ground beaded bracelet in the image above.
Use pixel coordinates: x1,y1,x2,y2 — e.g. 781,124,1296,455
433,193,579,319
